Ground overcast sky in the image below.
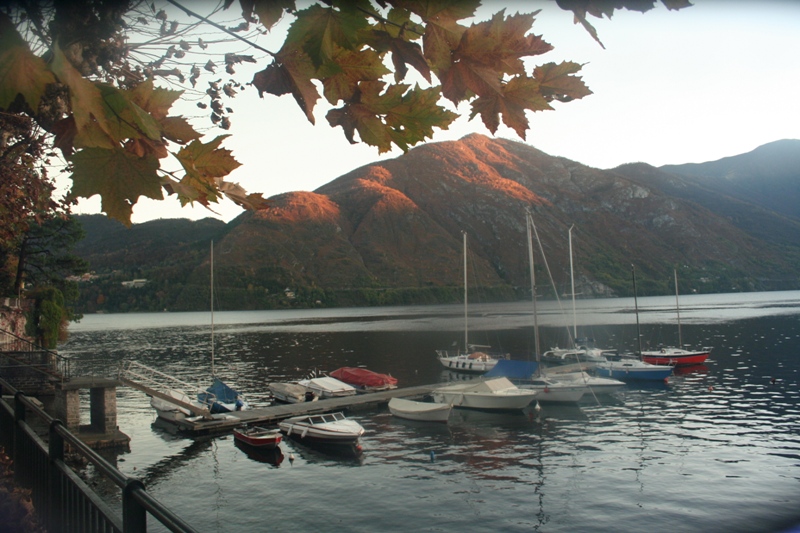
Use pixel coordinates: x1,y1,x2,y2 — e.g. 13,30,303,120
64,1,800,224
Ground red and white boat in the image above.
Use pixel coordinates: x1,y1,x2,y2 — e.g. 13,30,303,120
233,426,282,449
641,347,710,367
329,367,398,392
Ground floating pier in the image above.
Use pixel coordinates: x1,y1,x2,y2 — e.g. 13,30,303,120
149,383,445,436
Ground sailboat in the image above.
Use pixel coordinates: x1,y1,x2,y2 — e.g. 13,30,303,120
595,266,673,381
541,225,614,366
149,241,249,420
639,269,711,367
436,232,506,372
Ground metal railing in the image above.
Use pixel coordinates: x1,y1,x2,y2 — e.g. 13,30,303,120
0,377,199,533
0,328,72,382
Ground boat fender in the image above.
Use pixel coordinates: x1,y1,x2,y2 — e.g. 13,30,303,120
430,451,435,462
469,363,473,370
301,427,309,438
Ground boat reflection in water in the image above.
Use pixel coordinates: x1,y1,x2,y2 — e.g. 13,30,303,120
234,439,284,467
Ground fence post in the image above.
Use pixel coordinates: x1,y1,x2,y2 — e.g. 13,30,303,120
13,392,26,484
48,420,65,532
123,478,147,532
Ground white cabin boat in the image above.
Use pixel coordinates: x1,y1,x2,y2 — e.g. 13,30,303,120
297,376,357,398
431,378,538,411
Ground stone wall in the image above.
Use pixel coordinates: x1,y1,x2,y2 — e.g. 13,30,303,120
0,300,32,340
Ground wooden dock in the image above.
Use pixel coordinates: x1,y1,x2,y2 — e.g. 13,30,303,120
169,383,447,435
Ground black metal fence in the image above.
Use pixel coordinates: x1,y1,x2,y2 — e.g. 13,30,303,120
0,328,72,382
0,378,199,533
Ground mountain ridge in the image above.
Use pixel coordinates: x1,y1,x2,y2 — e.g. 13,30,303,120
73,134,800,313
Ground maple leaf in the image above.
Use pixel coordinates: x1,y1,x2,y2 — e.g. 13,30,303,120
327,81,456,153
128,80,182,120
160,116,202,143
320,47,390,104
252,49,319,124
174,135,242,204
392,0,480,72
50,45,115,150
284,3,370,68
217,179,270,210
534,61,592,102
458,10,552,76
97,84,162,142
68,147,163,225
246,0,296,31
0,14,56,111
469,75,552,138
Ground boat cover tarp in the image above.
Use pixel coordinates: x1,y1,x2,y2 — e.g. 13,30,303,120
198,377,241,412
330,367,398,388
482,359,538,379
436,377,516,393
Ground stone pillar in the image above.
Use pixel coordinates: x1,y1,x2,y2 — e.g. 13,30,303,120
90,386,117,433
54,388,80,432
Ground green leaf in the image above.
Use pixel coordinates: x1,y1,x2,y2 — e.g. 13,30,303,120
174,135,242,203
250,0,296,31
160,116,202,143
0,14,56,110
320,47,390,104
285,3,371,68
68,148,163,225
50,45,115,149
97,84,162,141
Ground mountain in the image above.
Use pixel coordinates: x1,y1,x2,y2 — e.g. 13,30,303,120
73,135,800,313
660,139,800,221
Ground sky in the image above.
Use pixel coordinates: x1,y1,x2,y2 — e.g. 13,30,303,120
63,1,800,224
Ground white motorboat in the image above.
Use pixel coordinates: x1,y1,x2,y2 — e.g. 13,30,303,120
297,376,357,398
431,378,538,411
278,412,365,444
269,382,318,403
543,370,626,395
388,398,452,423
517,376,588,403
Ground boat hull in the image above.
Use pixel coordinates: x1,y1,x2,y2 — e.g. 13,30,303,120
388,398,452,422
641,349,710,367
233,427,282,449
431,378,538,411
436,352,501,373
517,383,587,403
595,361,673,381
279,412,364,445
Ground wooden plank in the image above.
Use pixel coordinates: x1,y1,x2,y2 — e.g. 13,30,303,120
119,376,211,417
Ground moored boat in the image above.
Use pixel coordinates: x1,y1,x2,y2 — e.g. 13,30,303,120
269,382,318,404
330,367,398,392
388,398,452,423
297,376,357,398
278,411,365,444
233,425,282,449
517,376,588,403
595,358,673,381
431,377,538,411
640,347,711,367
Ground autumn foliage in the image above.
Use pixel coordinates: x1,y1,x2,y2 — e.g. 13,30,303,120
0,0,689,225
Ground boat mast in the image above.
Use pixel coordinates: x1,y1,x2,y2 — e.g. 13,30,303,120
632,265,643,357
526,213,540,360
463,231,468,355
674,269,682,349
568,224,577,344
211,240,215,377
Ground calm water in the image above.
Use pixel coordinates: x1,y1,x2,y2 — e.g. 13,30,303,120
60,291,800,532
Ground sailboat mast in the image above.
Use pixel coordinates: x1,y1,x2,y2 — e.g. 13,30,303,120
463,231,468,354
632,265,643,357
674,269,682,349
527,213,540,359
211,240,215,377
568,224,577,343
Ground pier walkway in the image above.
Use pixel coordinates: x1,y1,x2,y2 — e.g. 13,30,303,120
168,383,446,435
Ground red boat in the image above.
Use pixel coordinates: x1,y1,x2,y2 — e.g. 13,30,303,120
641,347,710,367
329,367,398,392
233,426,282,449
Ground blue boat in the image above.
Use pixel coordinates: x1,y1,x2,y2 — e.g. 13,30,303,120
595,359,673,381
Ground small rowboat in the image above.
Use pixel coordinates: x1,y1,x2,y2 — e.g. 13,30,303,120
388,398,452,423
233,426,282,449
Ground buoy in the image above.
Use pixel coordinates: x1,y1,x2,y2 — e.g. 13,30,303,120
430,450,435,462
708,386,714,391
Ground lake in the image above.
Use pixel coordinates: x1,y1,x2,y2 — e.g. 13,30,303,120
59,291,800,532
